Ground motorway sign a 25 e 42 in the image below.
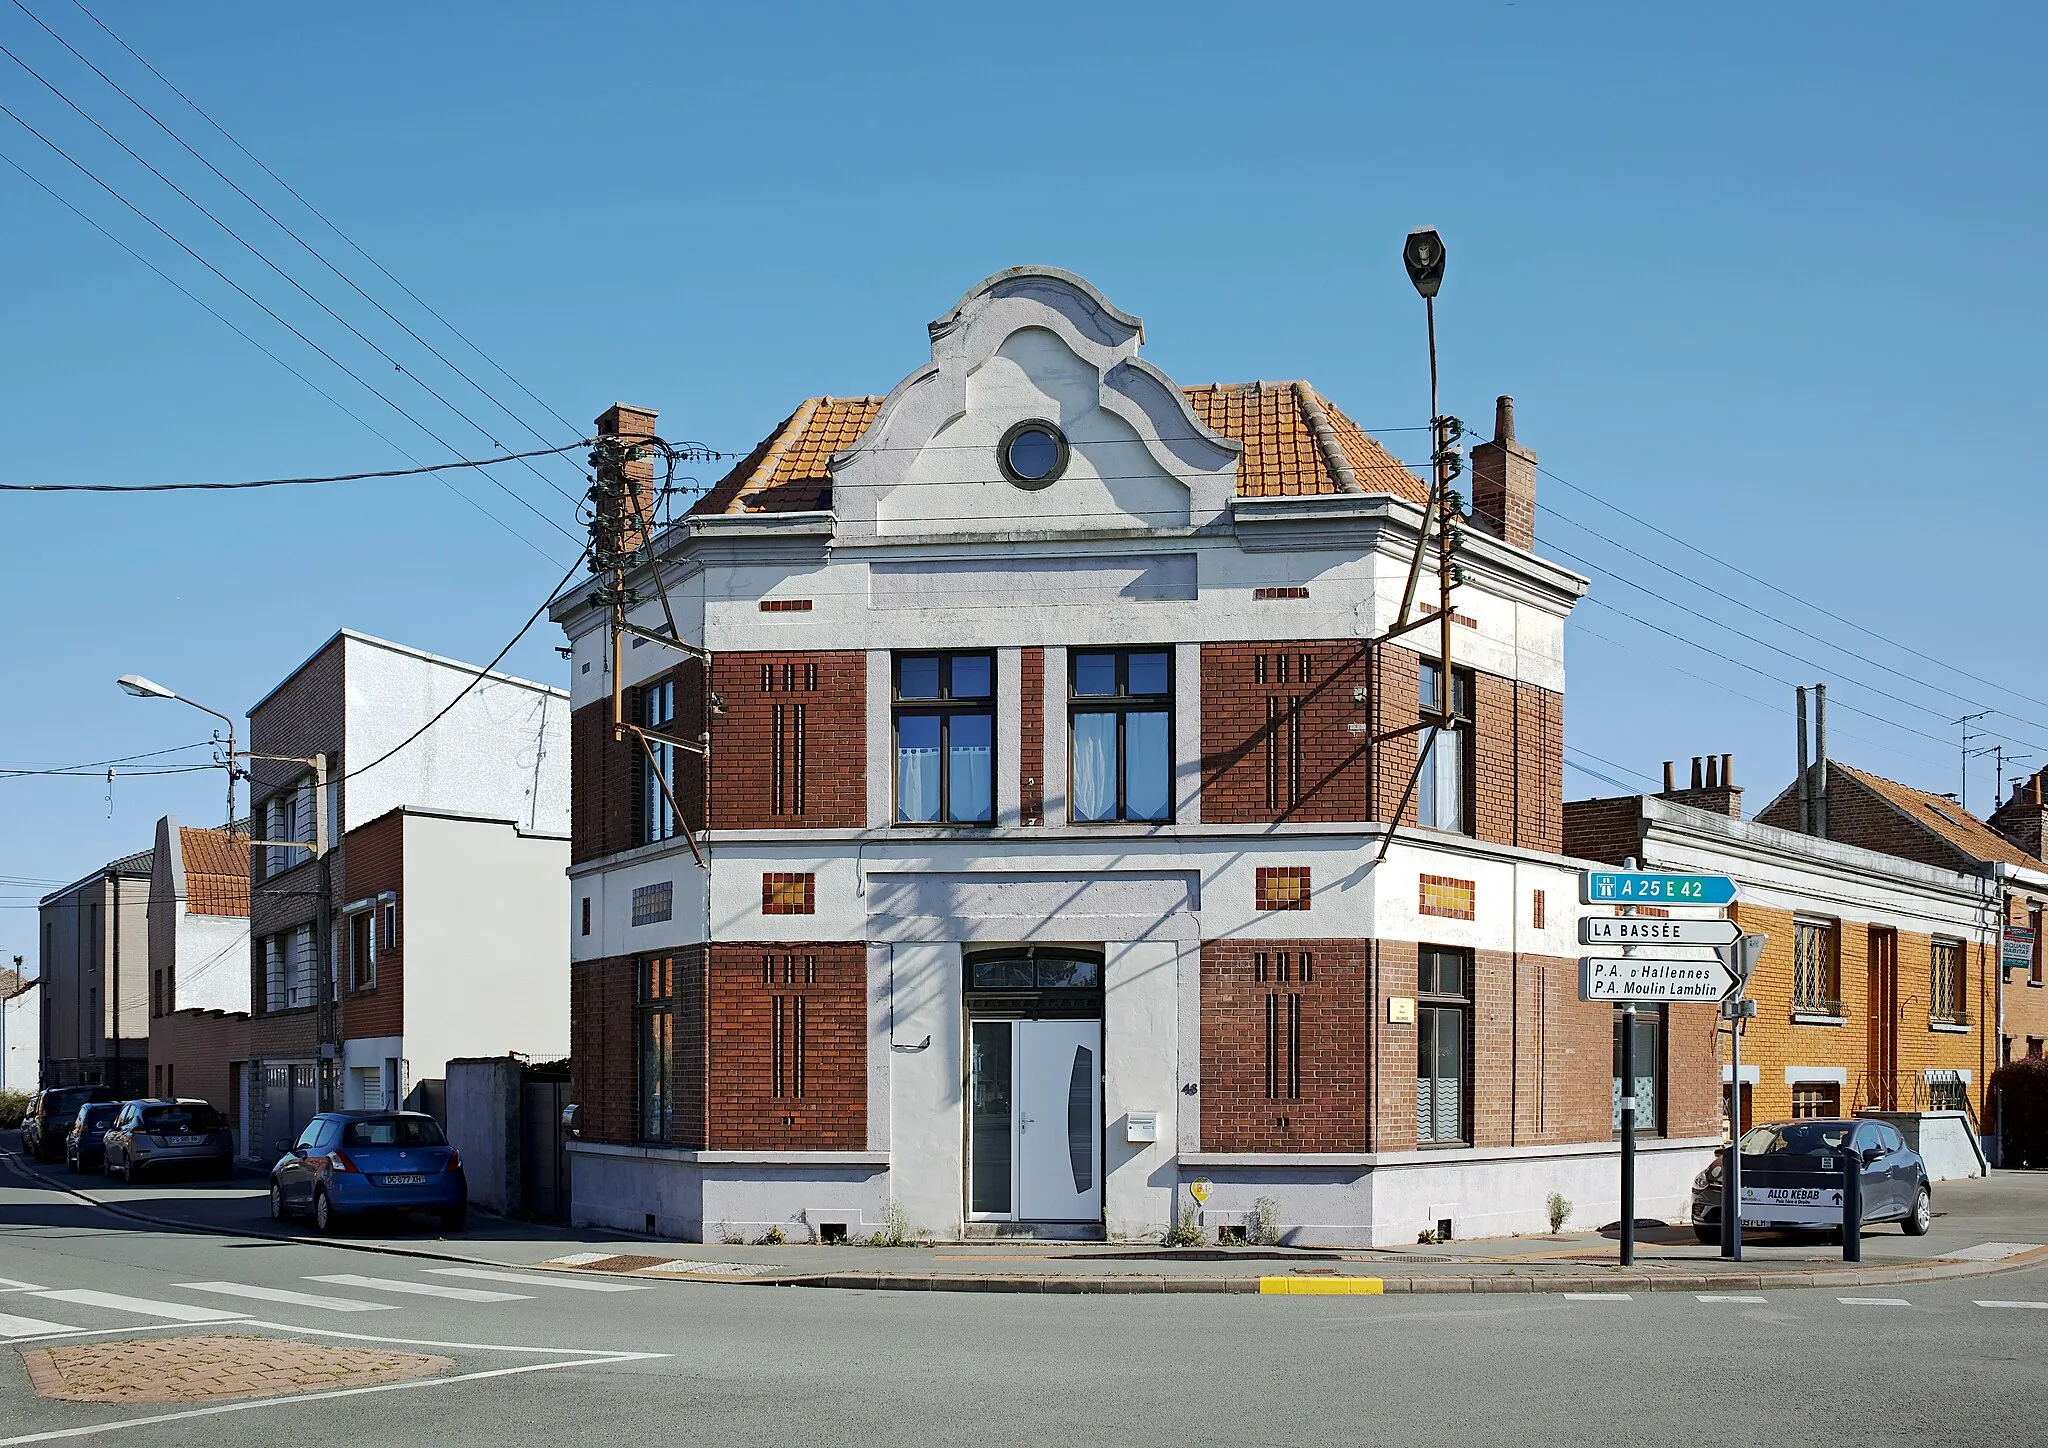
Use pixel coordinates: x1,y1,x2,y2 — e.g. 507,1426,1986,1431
1579,917,1743,948
1579,870,1737,906
1578,955,1728,1003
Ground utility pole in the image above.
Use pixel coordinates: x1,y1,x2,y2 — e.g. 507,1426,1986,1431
1958,711,1992,812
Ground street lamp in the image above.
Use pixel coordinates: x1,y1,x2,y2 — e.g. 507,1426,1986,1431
116,673,238,832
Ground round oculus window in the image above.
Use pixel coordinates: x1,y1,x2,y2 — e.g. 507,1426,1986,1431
998,420,1069,489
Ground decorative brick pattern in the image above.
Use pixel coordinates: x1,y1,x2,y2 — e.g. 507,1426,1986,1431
1419,874,1475,920
1200,940,1366,1151
1019,647,1045,826
759,598,814,612
706,943,866,1150
632,881,674,925
761,873,816,915
1255,867,1311,911
711,651,865,830
1200,639,1371,825
1531,889,1546,931
1253,586,1310,600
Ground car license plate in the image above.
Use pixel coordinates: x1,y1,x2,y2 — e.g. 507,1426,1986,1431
382,1174,426,1186
167,1137,204,1147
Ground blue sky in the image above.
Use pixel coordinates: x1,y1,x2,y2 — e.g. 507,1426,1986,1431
3,2,2043,965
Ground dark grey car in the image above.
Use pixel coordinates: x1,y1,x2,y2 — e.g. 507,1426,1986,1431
1691,1117,1931,1241
101,1099,234,1181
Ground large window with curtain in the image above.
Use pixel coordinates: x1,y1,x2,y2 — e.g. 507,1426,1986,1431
641,678,677,843
1416,946,1470,1146
894,653,994,824
1416,660,1474,834
1069,649,1173,823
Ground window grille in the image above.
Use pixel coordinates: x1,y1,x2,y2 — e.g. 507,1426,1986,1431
1793,919,1841,1014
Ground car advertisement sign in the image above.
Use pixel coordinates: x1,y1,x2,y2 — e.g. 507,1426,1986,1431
1739,1183,1844,1228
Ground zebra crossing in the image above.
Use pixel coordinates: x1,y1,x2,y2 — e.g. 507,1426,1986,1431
0,1261,656,1342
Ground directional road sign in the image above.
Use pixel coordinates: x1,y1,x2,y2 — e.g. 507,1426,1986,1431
1579,870,1738,907
1578,956,1727,1003
1579,917,1743,948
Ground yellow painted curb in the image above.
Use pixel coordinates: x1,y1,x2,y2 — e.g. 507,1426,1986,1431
1259,1276,1384,1295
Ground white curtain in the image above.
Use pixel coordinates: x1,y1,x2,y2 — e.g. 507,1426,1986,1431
897,721,942,822
1072,713,1116,821
948,719,992,822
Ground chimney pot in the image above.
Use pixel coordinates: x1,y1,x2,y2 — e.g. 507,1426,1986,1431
1721,753,1734,787
1662,761,1675,792
1495,395,1516,445
1690,757,1704,790
1469,396,1536,550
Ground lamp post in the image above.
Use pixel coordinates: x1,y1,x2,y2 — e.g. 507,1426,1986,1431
117,674,238,832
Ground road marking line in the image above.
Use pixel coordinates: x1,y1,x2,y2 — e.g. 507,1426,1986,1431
1695,1295,1767,1303
1939,1242,2044,1261
305,1273,529,1303
177,1281,399,1313
29,1290,248,1323
1258,1276,1384,1295
1975,1300,2048,1309
1563,1293,1633,1301
1838,1297,1911,1307
0,1312,79,1339
538,1252,615,1267
426,1268,651,1293
0,1277,47,1291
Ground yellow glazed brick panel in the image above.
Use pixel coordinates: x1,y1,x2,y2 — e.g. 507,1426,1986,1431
1419,874,1475,921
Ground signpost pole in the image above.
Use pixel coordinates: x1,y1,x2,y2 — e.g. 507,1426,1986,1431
1620,1001,1637,1267
1841,1149,1863,1263
1722,981,1742,1261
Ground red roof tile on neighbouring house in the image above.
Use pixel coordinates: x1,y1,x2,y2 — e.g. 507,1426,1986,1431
179,827,251,916
1829,762,2045,871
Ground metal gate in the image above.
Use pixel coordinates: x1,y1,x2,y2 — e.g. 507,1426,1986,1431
519,1077,570,1223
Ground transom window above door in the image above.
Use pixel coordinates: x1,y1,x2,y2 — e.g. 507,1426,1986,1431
894,652,994,824
1070,649,1172,823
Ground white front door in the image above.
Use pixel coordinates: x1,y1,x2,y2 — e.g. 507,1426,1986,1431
969,1019,1101,1222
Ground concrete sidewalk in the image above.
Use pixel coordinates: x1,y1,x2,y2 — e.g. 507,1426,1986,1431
9,1135,2043,1295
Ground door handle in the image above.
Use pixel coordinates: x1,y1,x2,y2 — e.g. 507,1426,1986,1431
1019,1113,1034,1132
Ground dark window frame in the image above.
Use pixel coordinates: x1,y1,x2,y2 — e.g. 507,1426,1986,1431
1792,917,1841,1014
1416,945,1472,1147
1930,937,1968,1024
637,956,675,1144
892,652,997,826
1067,648,1175,824
641,678,678,844
1612,1004,1667,1139
1416,659,1476,836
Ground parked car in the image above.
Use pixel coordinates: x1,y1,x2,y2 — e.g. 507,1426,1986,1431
20,1085,117,1163
1691,1117,1931,1241
100,1099,235,1182
65,1101,123,1173
270,1111,466,1234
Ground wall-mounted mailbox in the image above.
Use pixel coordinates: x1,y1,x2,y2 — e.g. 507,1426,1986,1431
1126,1111,1159,1144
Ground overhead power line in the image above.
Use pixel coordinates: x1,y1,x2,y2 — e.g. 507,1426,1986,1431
1,440,590,493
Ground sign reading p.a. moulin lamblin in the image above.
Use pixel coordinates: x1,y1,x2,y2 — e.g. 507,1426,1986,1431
1578,955,1726,1003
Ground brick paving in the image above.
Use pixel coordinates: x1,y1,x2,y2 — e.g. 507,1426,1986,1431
19,1334,451,1403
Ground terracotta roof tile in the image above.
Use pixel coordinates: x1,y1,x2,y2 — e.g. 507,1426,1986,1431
1831,762,2044,870
179,827,250,917
690,381,1425,516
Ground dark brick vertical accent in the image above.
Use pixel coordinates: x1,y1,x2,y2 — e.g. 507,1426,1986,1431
710,653,865,830
1199,640,1371,824
1370,938,1418,1152
1200,940,1365,1151
570,698,640,864
1514,680,1564,852
569,954,638,1145
706,943,866,1149
1373,646,1423,827
672,946,708,1150
1020,647,1045,827
1664,1001,1719,1139
337,810,403,1042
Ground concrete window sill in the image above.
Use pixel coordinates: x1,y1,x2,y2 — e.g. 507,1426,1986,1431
1790,1013,1848,1027
1929,1021,1972,1035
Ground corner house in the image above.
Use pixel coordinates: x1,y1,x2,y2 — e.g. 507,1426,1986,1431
550,267,1719,1246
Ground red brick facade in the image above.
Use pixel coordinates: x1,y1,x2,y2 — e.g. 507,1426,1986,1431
1200,940,1367,1151
1020,647,1045,827
568,953,640,1147
1199,640,1372,825
338,810,403,1041
705,944,866,1150
709,652,865,830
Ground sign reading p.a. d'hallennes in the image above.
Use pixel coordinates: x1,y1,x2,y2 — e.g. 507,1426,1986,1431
1579,956,1726,1003
1578,870,1737,906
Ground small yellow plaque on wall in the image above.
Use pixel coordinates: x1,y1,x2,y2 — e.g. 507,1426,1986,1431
1387,996,1416,1024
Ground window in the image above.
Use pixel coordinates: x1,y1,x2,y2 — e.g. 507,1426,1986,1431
1416,946,1470,1146
381,894,398,955
1791,1082,1842,1118
997,419,1069,489
1069,650,1172,823
638,957,674,1142
263,783,311,879
894,653,994,824
347,909,375,992
264,925,316,1012
1930,938,1967,1024
2029,1037,2044,1059
1612,1006,1664,1136
342,1116,444,1147
1793,918,1841,1014
642,679,677,843
1416,661,1474,834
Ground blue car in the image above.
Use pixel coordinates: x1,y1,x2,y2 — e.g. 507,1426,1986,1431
65,1101,123,1173
269,1111,466,1235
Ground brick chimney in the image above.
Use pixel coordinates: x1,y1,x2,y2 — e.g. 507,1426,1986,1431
1990,768,2048,860
1470,394,1536,551
1656,752,1744,818
594,403,659,557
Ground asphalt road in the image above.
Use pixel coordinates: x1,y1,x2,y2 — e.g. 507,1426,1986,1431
5,1151,2046,1446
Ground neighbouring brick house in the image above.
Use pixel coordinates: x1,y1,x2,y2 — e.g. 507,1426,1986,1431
146,817,252,1118
233,629,571,1160
36,850,153,1094
1567,761,1999,1184
554,266,1720,1247
1745,757,2048,1151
